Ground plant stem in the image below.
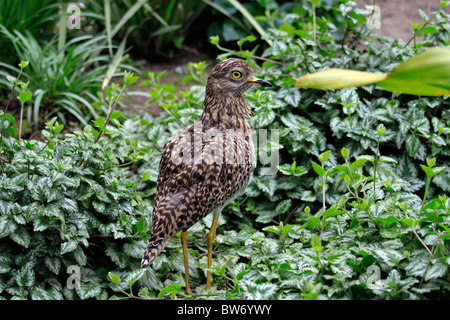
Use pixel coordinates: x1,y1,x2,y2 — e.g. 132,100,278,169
95,86,126,144
321,174,326,234
411,224,432,256
1,70,24,173
18,102,24,144
312,2,317,54
373,137,380,203
419,175,431,218
418,233,445,288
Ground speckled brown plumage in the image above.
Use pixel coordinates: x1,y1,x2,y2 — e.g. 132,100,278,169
141,58,272,272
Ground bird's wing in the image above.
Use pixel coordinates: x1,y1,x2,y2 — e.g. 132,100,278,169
153,124,254,234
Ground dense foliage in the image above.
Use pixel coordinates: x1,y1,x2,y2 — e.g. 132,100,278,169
0,0,449,300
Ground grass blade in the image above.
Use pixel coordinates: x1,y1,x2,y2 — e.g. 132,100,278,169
110,0,147,39
58,2,68,52
104,0,113,56
102,36,127,90
226,0,272,45
32,89,47,128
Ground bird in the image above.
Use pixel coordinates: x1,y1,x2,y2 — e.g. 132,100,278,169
141,58,272,295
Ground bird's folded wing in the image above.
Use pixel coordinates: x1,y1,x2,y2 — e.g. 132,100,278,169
151,125,252,235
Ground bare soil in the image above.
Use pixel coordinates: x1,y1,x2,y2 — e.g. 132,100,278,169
357,0,447,41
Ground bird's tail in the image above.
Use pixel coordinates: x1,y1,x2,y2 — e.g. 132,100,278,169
141,238,168,268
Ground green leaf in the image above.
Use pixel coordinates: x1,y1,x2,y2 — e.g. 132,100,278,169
53,124,64,135
307,216,321,229
426,157,436,168
108,272,121,285
94,117,105,127
61,240,78,255
323,208,344,219
19,61,29,69
406,135,426,160
400,218,414,227
253,107,275,126
104,86,113,99
376,47,450,96
44,256,61,275
16,265,35,287
311,161,325,177
76,284,102,300
105,246,128,268
157,283,183,299
433,170,450,192
10,226,31,248
5,113,15,124
373,248,405,267
425,260,448,281
377,123,387,136
377,216,399,226
238,35,256,47
31,287,63,300
341,147,349,159
110,111,121,120
379,156,397,163
73,246,87,266
210,36,219,46
420,164,434,177
319,150,331,164
263,226,281,236
18,91,32,103
277,163,293,175
310,234,323,253
0,215,17,238
240,281,278,300
125,73,139,86
125,269,147,288
253,177,277,196
294,166,307,176
276,199,292,215
281,224,295,237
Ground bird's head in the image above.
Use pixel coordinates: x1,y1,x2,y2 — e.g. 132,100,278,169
206,58,272,97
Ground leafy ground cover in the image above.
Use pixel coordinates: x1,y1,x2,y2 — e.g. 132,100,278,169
0,1,449,300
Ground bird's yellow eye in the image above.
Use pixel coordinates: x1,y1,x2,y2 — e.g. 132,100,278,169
230,70,243,79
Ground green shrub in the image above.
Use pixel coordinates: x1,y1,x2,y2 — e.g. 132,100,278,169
0,73,154,300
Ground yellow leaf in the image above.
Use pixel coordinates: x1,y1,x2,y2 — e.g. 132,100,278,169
295,68,387,89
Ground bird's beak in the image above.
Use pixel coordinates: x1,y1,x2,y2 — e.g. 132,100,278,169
248,77,273,87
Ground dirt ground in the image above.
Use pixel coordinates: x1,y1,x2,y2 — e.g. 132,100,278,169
357,0,447,41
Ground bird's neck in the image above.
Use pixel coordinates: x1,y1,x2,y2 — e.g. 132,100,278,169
200,94,251,131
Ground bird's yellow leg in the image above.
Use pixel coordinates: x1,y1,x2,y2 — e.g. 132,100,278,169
180,231,192,295
206,214,220,289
